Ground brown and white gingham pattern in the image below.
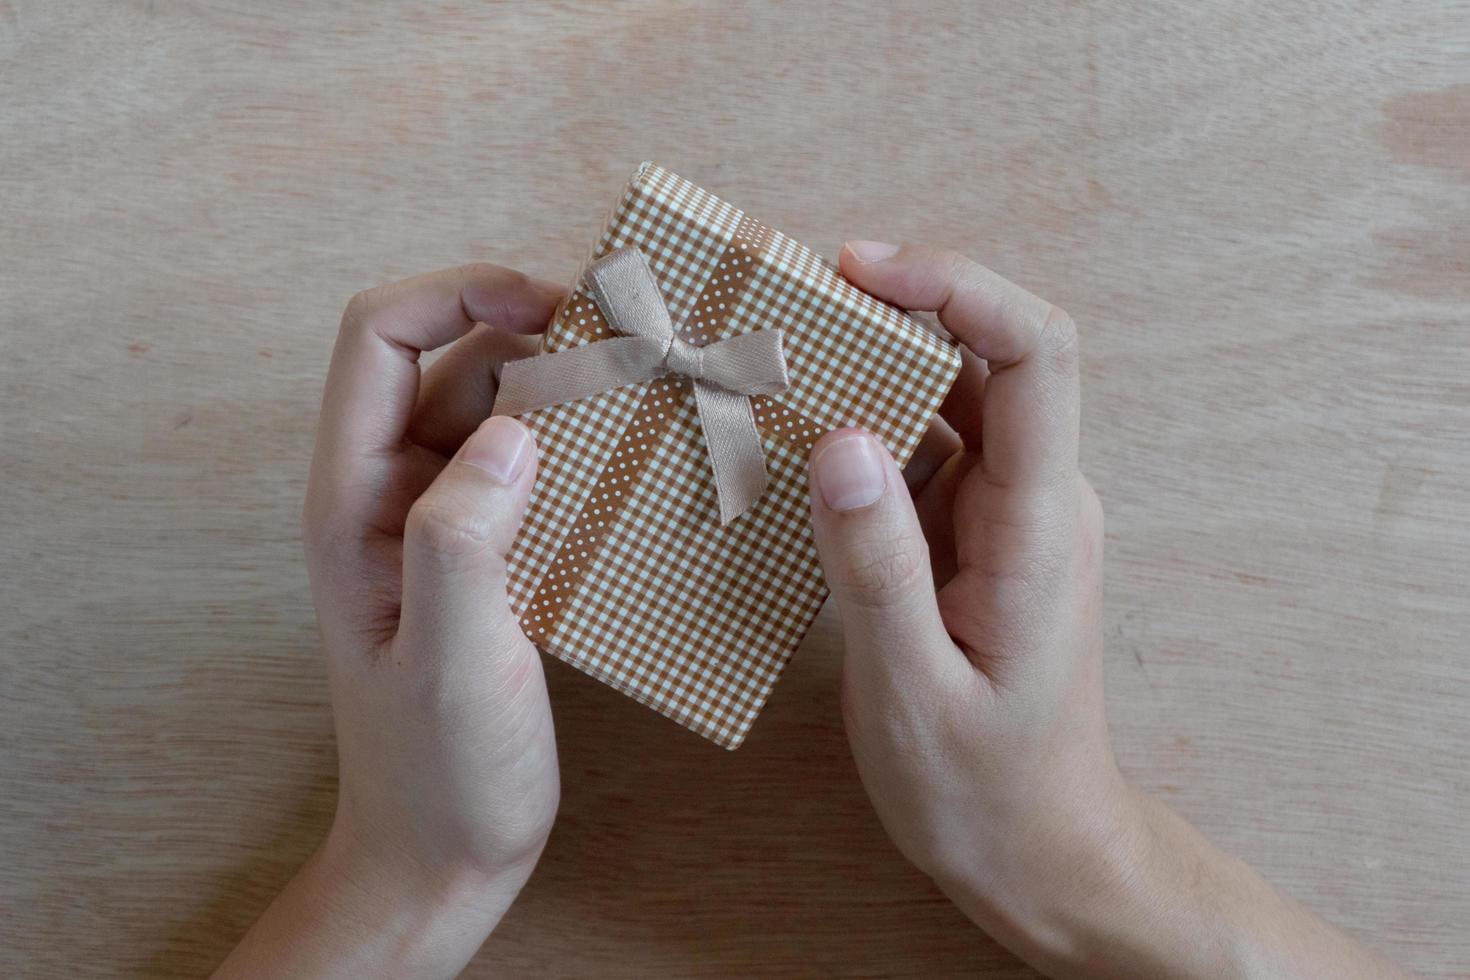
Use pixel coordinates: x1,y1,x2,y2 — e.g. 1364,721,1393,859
504,163,959,748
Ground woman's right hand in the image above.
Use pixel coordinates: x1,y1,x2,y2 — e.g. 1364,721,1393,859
807,241,1412,979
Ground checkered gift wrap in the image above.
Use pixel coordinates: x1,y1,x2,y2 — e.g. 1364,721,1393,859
501,163,960,749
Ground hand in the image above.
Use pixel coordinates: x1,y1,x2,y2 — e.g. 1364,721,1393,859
808,242,1412,978
216,264,562,979
810,241,1115,957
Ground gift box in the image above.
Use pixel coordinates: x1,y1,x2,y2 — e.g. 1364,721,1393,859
496,163,959,749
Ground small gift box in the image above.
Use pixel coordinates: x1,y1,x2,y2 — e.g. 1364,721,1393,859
496,163,959,748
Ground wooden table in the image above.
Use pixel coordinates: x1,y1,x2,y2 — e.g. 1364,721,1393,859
4,3,1467,976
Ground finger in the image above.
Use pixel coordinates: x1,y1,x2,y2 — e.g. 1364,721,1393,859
912,450,978,588
892,309,987,452
809,429,971,693
902,417,962,494
398,416,538,664
408,323,544,458
314,264,559,520
936,345,988,452
839,242,1079,490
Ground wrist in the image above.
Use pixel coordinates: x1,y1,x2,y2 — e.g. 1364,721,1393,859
318,810,537,929
212,817,539,980
930,774,1160,974
940,780,1267,980
294,817,535,975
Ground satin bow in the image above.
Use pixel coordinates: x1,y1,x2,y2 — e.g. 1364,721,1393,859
492,246,790,524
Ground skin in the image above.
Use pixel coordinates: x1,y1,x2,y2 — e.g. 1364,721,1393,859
214,246,1415,979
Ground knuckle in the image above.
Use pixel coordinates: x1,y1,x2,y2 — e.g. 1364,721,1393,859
405,496,497,560
1080,478,1104,530
1039,304,1080,371
834,539,931,606
945,250,988,294
457,263,530,323
341,286,378,329
940,246,975,278
1077,477,1105,568
462,261,522,286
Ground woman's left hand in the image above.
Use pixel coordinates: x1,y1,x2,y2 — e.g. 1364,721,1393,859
216,263,563,979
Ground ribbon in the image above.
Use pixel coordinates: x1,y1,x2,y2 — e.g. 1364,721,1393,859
493,246,791,525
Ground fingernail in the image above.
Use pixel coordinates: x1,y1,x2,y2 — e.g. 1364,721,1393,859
811,432,888,511
463,416,532,485
844,240,900,263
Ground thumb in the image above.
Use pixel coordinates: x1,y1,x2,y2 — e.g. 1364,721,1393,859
399,415,537,660
808,429,965,697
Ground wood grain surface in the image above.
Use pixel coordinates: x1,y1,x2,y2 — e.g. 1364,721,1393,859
3,2,1467,977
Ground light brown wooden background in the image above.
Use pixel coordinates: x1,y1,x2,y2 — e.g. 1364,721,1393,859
3,2,1467,977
